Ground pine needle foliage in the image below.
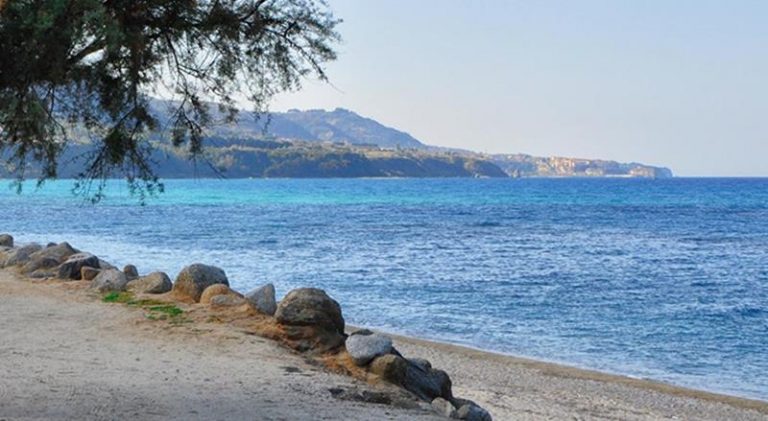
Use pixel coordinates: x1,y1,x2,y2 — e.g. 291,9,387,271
0,0,340,202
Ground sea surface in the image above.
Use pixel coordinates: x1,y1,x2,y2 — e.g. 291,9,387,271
2,178,767,400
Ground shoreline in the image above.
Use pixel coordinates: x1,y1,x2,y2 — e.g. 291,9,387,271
351,325,768,408
382,329,768,414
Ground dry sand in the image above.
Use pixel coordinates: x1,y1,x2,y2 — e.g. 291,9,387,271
1,268,767,421
0,269,439,421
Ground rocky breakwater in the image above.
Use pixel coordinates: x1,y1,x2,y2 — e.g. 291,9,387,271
0,233,492,420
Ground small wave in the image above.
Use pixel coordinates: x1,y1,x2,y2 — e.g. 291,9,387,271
737,306,766,318
690,281,717,288
472,221,502,227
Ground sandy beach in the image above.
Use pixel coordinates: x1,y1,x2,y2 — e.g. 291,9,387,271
1,268,766,421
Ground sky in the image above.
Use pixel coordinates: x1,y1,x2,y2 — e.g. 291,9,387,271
270,0,768,176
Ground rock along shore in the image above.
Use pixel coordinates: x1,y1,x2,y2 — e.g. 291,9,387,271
0,234,490,420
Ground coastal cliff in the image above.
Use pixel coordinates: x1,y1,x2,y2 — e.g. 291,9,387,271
491,154,673,178
0,103,673,179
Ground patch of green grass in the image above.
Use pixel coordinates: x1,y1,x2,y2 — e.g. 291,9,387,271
103,291,184,321
147,305,183,317
102,291,135,303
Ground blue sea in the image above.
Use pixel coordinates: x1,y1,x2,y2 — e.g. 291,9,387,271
2,178,767,400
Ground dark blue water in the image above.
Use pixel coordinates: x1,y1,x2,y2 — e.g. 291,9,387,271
2,178,767,400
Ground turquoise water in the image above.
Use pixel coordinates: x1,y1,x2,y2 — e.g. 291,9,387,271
2,178,767,400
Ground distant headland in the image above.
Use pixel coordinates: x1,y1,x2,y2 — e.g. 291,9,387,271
1,102,673,179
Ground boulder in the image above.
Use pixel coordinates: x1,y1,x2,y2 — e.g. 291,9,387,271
91,269,128,293
80,266,101,281
431,397,457,418
0,234,13,248
126,272,172,294
274,288,346,353
456,403,492,421
123,264,139,280
2,243,42,267
404,359,453,402
245,283,277,316
369,354,408,385
210,295,247,307
200,284,242,305
345,330,393,366
370,354,453,403
172,263,228,302
16,241,78,275
57,253,100,280
29,242,77,264
274,288,344,334
21,256,60,274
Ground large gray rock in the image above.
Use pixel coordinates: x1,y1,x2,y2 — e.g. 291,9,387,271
127,272,172,294
0,234,13,247
404,359,453,402
57,253,100,280
275,288,344,333
2,243,42,267
245,283,277,316
30,242,77,264
172,263,228,302
456,403,492,421
431,397,457,418
21,256,60,274
345,330,393,366
369,354,453,403
22,242,78,275
275,288,346,353
123,264,139,280
91,269,128,293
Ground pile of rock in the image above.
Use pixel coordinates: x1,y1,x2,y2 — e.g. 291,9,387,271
0,235,172,295
1,239,98,280
1,234,492,420
345,329,491,420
